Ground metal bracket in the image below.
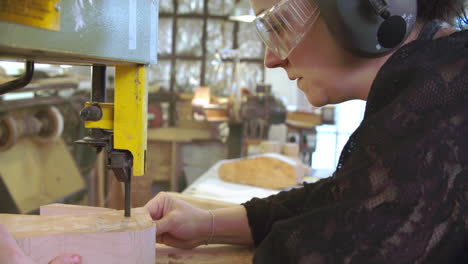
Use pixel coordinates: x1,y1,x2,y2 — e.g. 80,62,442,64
108,150,133,217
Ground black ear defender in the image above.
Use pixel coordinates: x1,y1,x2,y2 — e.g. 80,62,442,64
313,0,417,57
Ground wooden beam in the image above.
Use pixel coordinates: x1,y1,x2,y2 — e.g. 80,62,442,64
148,128,212,142
0,207,155,264
39,203,113,216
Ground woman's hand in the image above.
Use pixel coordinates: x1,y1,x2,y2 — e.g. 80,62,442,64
144,192,211,249
0,224,82,264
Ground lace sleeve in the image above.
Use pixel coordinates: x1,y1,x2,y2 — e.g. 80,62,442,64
242,177,337,246
252,127,467,263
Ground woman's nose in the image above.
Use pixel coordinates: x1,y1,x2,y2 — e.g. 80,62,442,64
264,48,287,68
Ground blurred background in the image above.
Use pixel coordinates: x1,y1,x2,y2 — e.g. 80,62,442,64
0,0,368,214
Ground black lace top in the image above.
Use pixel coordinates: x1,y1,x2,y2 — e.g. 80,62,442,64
243,22,468,263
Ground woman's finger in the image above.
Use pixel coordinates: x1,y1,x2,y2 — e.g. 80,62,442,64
155,214,173,236
48,254,82,264
144,192,169,220
0,223,21,253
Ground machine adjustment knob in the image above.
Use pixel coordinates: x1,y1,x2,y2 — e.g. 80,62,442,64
80,105,103,121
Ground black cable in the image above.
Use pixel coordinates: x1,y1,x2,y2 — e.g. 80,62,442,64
0,61,34,95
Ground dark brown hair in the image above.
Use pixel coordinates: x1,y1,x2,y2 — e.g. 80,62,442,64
417,0,468,27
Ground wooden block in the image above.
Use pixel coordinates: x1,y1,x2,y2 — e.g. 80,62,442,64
40,203,113,216
148,128,212,142
259,141,281,154
0,207,155,264
286,111,322,128
203,107,229,122
218,154,304,189
282,143,299,158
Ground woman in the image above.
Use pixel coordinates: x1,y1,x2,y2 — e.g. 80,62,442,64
145,0,468,263
1,0,467,263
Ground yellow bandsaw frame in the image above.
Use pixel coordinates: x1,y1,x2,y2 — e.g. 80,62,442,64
83,65,148,176
0,0,61,31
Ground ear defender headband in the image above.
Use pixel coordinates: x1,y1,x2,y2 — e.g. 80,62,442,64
314,0,417,57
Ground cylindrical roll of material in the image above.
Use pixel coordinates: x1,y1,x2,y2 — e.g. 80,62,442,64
0,115,17,152
0,106,64,151
34,106,64,144
282,143,299,158
260,140,281,154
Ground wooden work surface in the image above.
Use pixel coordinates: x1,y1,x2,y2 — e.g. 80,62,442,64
156,244,254,264
148,128,213,142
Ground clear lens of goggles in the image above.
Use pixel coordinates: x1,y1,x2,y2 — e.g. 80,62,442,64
254,0,320,60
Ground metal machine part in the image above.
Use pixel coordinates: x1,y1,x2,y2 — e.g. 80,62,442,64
0,61,34,95
0,1,157,217
77,65,148,217
0,1,158,64
240,84,287,139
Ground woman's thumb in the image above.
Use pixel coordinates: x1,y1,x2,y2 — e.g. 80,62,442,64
48,254,82,264
155,215,172,236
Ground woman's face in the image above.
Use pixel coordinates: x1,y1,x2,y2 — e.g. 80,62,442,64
250,0,377,106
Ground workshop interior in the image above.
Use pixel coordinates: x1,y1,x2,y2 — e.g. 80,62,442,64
0,0,366,216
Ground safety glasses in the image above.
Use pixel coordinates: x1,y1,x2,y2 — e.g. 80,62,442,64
254,0,320,60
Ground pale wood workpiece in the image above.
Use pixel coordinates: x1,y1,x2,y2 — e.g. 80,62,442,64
0,207,155,264
39,203,113,216
40,198,253,264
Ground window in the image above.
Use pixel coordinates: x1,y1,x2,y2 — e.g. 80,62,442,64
152,0,265,95
312,100,366,169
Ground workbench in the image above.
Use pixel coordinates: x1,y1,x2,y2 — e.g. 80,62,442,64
156,244,254,264
182,158,332,204
147,127,222,192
